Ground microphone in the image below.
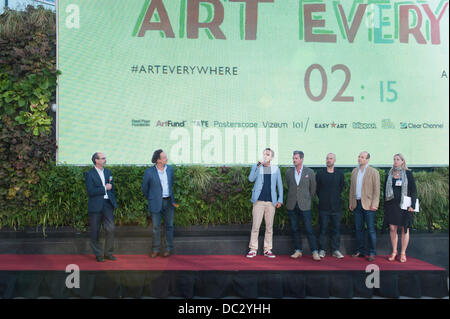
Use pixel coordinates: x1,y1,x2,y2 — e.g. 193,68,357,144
256,157,264,168
108,176,112,188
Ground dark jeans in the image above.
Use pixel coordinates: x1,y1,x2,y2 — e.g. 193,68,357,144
318,210,342,252
151,198,175,253
354,200,376,256
89,200,115,257
288,203,318,253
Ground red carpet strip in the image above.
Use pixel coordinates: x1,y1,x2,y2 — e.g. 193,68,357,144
0,254,445,271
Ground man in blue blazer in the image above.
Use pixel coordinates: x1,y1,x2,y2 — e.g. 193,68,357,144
85,152,118,262
246,148,283,259
142,149,177,258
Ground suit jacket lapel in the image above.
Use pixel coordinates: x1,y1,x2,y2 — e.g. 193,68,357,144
361,166,370,187
299,166,307,187
92,167,103,185
153,165,163,191
167,166,173,187
104,169,110,184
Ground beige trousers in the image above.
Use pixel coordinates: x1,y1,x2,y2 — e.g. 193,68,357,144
249,201,276,252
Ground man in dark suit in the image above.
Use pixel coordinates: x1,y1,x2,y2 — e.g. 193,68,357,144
285,151,320,261
316,153,345,259
142,149,177,258
85,152,118,262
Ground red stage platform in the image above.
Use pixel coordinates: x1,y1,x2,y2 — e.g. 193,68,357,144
0,254,447,299
0,254,445,271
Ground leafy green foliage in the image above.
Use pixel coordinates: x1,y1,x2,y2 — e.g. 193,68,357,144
0,6,56,78
0,6,57,225
0,165,447,233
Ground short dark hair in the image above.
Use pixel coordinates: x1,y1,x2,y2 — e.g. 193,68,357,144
152,149,164,164
91,152,99,164
367,152,370,159
293,150,304,159
263,148,274,157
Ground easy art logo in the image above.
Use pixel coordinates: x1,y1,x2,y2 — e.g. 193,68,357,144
314,122,348,128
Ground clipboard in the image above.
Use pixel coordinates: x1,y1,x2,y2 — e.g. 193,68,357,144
401,196,420,212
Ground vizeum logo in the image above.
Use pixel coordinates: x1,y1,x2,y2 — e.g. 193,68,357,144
400,122,408,129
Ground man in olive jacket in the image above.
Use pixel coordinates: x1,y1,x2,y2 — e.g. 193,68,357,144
285,151,320,261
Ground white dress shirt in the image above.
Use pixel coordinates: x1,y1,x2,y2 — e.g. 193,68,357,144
356,165,368,200
94,167,109,199
295,166,303,186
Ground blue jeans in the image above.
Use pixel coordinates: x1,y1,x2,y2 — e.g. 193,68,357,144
151,199,175,253
89,200,115,257
353,200,376,256
318,210,341,252
288,204,318,253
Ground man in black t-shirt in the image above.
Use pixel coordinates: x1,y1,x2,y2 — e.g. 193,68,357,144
316,153,345,259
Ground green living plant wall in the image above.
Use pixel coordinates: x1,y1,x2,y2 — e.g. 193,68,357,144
0,6,58,223
0,165,447,233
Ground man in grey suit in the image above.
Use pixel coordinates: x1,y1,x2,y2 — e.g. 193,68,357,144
285,151,320,261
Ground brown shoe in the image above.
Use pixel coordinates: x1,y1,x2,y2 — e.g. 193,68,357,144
290,251,302,259
163,251,171,257
312,251,321,261
151,251,159,258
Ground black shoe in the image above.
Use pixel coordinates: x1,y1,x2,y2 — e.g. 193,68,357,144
368,255,376,262
352,252,365,258
104,255,117,261
96,256,105,262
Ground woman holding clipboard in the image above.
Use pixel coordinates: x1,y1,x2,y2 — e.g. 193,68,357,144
383,154,418,263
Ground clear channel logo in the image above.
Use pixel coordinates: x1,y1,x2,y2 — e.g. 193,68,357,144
400,122,444,129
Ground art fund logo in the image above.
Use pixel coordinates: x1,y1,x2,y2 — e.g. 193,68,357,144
168,127,279,165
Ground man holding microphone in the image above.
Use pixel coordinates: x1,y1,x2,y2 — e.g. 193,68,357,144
85,152,118,262
246,148,283,259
